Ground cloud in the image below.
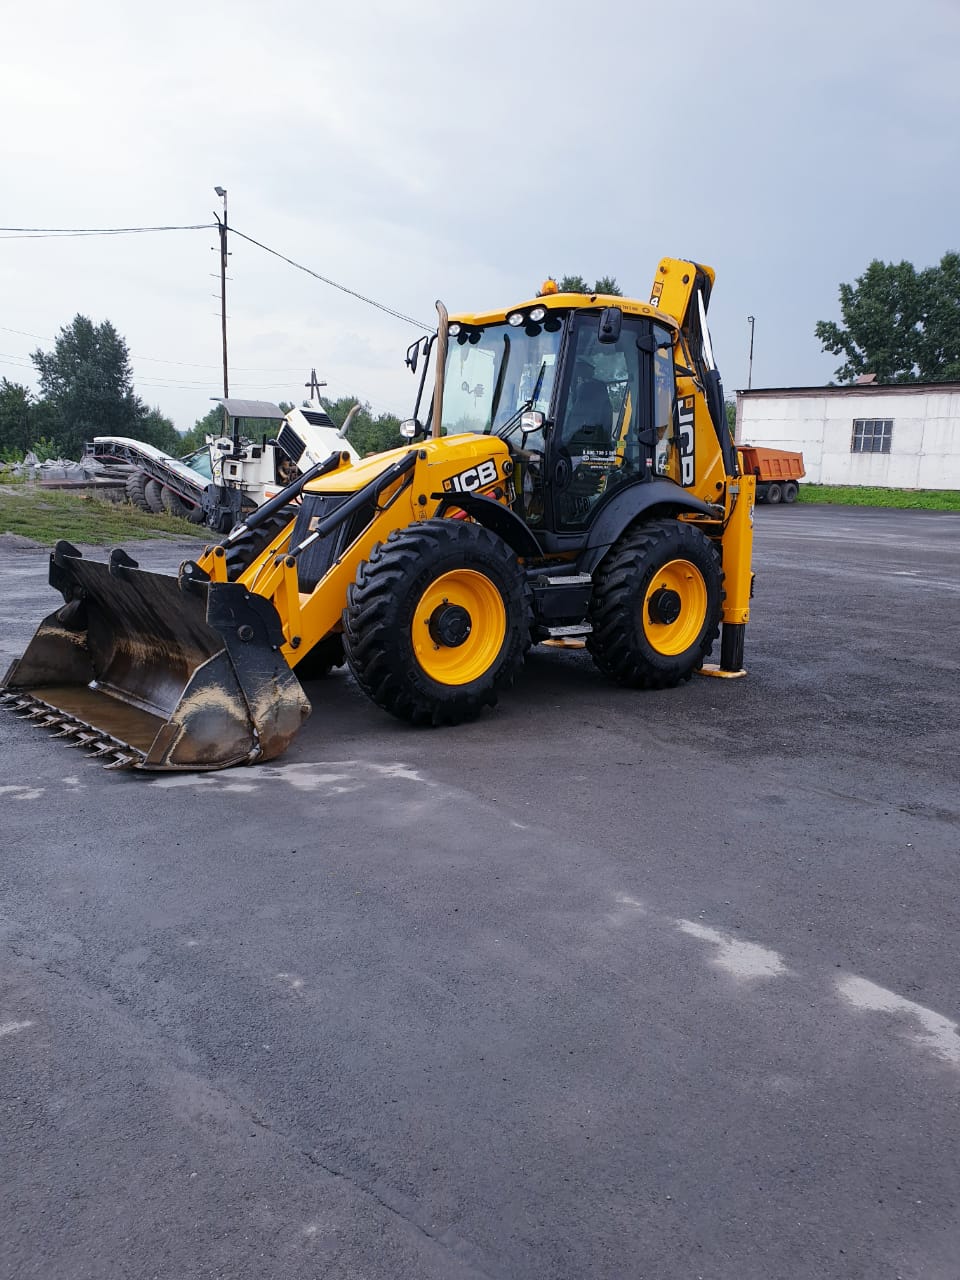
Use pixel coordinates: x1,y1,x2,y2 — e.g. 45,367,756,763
3,0,959,427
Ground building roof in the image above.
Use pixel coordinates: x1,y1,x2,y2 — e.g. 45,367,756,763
737,381,960,398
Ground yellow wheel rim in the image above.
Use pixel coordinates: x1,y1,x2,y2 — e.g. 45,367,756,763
642,558,708,656
412,569,507,685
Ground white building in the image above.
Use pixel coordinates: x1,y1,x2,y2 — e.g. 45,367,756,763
735,381,960,489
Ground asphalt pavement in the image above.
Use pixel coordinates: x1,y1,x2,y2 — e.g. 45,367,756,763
1,506,959,1280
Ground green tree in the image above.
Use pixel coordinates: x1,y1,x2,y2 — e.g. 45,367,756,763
31,316,144,456
0,380,63,459
179,406,222,453
914,252,960,380
137,406,181,454
0,380,37,457
815,253,960,383
556,274,623,296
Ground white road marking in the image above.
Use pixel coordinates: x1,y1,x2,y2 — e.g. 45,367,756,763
0,1020,34,1038
0,785,43,801
678,919,790,981
149,760,423,792
277,972,305,991
837,975,960,1067
606,893,648,927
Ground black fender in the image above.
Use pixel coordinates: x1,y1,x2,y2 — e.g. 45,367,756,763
432,492,544,560
578,478,716,576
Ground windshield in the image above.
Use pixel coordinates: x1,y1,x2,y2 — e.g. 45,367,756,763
440,318,564,435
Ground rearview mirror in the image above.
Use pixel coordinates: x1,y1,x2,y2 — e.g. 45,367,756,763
598,307,622,344
400,419,419,439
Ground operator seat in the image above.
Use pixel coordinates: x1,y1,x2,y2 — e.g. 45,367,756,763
565,377,611,447
561,376,614,520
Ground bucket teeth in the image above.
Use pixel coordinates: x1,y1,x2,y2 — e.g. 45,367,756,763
3,691,144,770
104,753,137,770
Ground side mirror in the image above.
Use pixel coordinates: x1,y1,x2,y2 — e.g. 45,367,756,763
598,307,622,344
520,410,544,436
400,419,419,439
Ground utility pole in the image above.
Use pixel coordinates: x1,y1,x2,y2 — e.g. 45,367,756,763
305,368,327,404
214,186,229,400
747,315,755,391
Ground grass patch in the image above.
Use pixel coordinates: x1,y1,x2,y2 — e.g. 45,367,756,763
799,484,960,511
0,486,209,546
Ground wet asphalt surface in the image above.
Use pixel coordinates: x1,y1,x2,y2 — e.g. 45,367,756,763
1,506,959,1280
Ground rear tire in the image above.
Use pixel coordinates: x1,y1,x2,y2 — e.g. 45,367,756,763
125,471,151,512
783,481,799,504
587,518,722,689
143,478,165,513
160,485,204,523
221,505,297,581
344,519,529,726
766,482,783,505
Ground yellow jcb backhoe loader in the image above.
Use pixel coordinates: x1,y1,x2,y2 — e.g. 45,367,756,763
2,257,755,770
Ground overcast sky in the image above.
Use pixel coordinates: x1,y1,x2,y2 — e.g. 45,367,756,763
2,0,958,431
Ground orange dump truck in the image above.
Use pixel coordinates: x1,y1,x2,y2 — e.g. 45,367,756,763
738,445,805,505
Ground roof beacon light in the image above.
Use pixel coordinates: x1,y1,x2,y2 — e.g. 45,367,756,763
539,278,559,296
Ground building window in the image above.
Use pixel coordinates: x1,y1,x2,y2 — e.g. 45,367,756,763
851,418,893,453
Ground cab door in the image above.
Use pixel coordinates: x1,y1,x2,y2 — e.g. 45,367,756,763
550,313,671,531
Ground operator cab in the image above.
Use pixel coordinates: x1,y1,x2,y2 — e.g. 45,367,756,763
435,296,680,534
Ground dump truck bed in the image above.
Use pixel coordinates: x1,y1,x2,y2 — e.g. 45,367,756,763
739,446,805,481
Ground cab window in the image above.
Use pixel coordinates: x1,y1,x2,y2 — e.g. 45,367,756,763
555,315,647,528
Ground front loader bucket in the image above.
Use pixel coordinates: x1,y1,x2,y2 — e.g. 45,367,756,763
1,542,310,771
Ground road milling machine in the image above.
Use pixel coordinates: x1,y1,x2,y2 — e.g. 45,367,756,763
2,258,755,771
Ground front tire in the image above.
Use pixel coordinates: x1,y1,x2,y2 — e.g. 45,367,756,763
344,519,529,726
125,470,151,512
587,518,722,689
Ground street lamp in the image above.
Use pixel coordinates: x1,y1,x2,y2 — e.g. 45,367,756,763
214,186,228,399
747,315,755,391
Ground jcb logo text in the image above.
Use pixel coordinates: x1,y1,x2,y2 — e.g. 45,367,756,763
443,458,498,494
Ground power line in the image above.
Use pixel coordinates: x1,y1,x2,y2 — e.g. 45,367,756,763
228,224,432,330
0,218,433,394
0,327,313,374
0,222,431,330
0,223,215,240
